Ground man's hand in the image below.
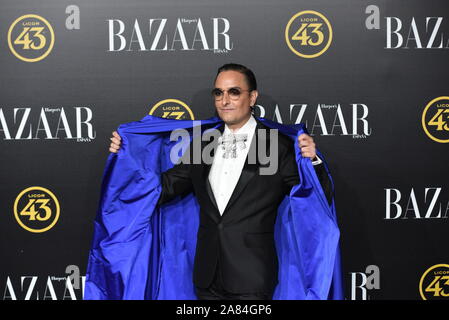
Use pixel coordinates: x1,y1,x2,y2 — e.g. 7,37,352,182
109,131,122,153
298,133,317,160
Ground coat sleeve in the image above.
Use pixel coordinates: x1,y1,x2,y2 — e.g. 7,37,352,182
158,163,193,205
279,137,333,206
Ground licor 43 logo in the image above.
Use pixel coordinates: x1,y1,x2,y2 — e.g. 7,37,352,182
14,186,60,233
419,264,449,300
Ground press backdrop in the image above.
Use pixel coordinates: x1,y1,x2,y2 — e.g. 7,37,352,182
1,0,448,300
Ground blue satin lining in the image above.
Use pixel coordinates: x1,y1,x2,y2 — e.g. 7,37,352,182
84,115,343,300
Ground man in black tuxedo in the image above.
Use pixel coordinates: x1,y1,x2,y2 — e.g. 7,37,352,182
109,63,332,300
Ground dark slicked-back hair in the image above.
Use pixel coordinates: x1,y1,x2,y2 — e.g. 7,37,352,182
215,63,257,91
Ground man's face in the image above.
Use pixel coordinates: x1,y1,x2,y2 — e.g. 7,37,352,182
213,70,258,127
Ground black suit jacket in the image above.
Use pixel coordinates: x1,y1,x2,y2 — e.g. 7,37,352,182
158,119,332,294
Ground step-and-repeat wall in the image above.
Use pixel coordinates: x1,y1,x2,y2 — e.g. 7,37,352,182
1,0,448,300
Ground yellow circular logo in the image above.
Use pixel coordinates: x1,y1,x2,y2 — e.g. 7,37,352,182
8,14,55,62
285,10,333,59
422,96,449,143
419,264,449,300
149,99,194,120
14,186,60,233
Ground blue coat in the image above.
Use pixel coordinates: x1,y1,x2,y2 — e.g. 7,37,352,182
84,115,343,300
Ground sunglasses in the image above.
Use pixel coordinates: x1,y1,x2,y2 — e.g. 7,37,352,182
211,87,252,101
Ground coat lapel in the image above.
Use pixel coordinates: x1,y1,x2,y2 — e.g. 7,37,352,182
201,124,224,218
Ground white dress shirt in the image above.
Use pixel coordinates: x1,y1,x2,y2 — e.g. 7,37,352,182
208,116,257,215
208,115,322,215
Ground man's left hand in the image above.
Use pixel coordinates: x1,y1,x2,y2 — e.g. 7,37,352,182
298,134,317,160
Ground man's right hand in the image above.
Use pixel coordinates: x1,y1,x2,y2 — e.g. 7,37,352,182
109,131,122,153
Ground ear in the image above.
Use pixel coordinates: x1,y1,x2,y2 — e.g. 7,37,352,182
250,90,259,106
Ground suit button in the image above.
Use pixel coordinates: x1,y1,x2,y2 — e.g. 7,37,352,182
218,223,223,230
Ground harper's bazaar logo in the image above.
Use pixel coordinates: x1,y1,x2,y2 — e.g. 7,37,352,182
8,14,55,62
0,107,96,141
349,265,380,300
108,17,233,53
365,6,449,49
385,16,449,49
285,10,333,58
254,102,371,138
3,265,85,300
14,186,60,233
149,99,194,120
384,187,449,219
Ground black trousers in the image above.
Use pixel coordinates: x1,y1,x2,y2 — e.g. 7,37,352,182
194,263,273,300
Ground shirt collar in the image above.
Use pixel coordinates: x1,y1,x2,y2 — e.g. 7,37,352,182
223,115,257,135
